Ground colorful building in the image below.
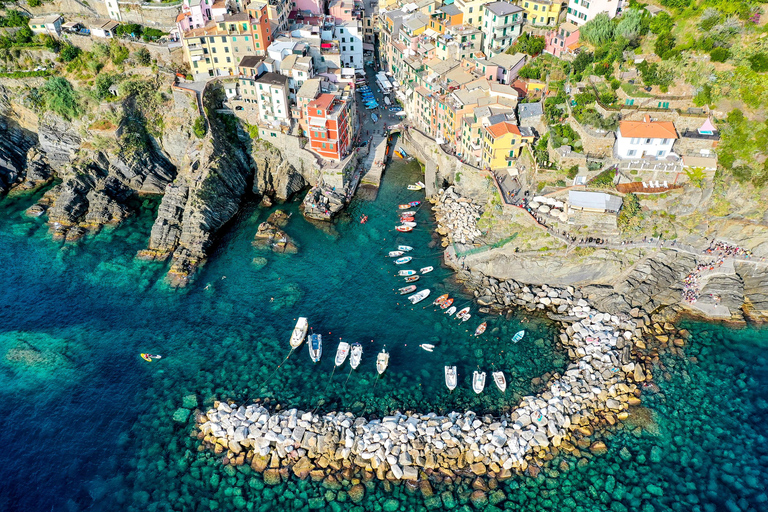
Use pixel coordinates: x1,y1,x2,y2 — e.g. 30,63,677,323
544,21,580,57
481,1,524,58
29,14,63,37
615,115,678,160
566,0,622,25
481,120,535,170
520,0,563,26
306,91,355,161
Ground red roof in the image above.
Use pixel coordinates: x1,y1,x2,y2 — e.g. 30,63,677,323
308,93,334,112
486,122,521,139
619,115,677,139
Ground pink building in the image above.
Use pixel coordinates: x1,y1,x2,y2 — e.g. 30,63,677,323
293,0,325,15
544,22,579,58
176,0,213,33
329,0,359,23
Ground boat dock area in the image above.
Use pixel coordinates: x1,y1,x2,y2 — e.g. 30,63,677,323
358,134,389,196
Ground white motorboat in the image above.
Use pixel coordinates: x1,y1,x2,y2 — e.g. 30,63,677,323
350,343,362,369
398,285,417,295
408,289,431,304
417,181,426,188
388,250,404,257
398,269,416,276
407,184,424,191
398,245,413,252
419,344,435,352
492,371,507,392
462,313,471,323
335,341,350,367
290,317,309,349
445,305,457,316
473,371,486,394
308,333,322,363
445,366,457,391
376,349,389,375
401,221,417,228
399,211,416,217
420,266,434,274
512,330,525,343
456,307,470,320
395,256,413,265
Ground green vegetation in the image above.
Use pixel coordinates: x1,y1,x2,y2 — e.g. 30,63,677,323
0,9,28,27
618,193,642,232
717,109,768,187
589,168,616,188
507,33,545,56
550,123,581,150
685,167,707,188
134,48,151,66
193,117,207,138
114,23,166,42
60,44,81,62
41,77,80,120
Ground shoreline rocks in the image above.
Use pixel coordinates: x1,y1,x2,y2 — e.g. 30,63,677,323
252,210,298,254
433,187,483,247
302,183,345,222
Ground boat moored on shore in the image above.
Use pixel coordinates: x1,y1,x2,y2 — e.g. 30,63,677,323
456,307,470,320
473,371,486,394
445,366,457,391
440,298,454,309
433,293,449,306
308,333,322,363
445,305,456,316
290,317,309,349
335,341,350,367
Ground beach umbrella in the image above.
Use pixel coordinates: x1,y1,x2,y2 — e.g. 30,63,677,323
539,205,551,213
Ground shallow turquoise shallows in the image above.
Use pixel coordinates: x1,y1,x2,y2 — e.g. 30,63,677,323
0,160,766,512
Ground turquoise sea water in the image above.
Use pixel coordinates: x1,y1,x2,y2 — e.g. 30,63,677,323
0,161,766,511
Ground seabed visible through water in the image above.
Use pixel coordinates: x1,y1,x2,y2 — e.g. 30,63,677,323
0,160,766,512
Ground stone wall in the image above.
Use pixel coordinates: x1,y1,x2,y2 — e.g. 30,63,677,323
66,33,184,67
568,117,615,158
594,103,709,132
26,0,181,30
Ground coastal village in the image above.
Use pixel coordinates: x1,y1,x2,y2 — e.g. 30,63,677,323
3,0,768,509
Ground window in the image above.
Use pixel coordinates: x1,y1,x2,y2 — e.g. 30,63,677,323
657,150,665,157
627,150,636,157
214,57,219,63
322,143,326,148
630,137,639,145
233,37,237,41
212,47,217,53
661,138,669,145
644,138,651,144
226,57,231,63
221,36,227,42
469,7,473,12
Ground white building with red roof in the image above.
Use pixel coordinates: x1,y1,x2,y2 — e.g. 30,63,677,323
615,115,678,160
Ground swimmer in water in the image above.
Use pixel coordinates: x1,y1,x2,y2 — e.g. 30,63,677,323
270,297,274,302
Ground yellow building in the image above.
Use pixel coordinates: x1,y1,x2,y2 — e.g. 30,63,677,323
454,0,489,29
520,0,562,26
183,13,263,80
481,121,535,170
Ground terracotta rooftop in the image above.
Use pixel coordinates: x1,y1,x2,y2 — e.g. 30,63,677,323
308,93,335,112
485,121,521,139
619,115,678,139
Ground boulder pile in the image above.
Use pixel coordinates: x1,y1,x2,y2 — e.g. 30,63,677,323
433,187,483,245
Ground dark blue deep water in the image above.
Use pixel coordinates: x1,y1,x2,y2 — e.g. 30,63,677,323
0,161,766,511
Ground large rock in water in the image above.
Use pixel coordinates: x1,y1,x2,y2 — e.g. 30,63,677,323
252,210,298,254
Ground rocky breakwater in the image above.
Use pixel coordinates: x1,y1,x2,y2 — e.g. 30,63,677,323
432,186,483,246
302,182,345,222
194,287,646,488
252,210,298,254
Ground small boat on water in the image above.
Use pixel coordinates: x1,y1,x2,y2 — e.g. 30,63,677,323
462,313,472,322
400,216,415,222
360,215,368,224
433,293,449,306
407,184,423,191
140,353,162,362
350,343,362,369
404,275,420,283
417,181,426,188
395,256,412,265
398,245,413,252
397,147,409,158
401,221,417,228
419,344,435,352
473,371,486,394
290,317,309,349
376,349,389,375
456,307,470,320
492,371,507,392
512,330,525,343
420,266,434,274
398,285,417,295
445,305,456,316
445,366,457,391
388,250,404,257
409,201,421,207
474,322,487,337
308,333,322,363
399,211,415,217
398,269,416,276
408,289,431,304
396,225,413,232
398,204,412,210
440,298,454,310
335,341,350,367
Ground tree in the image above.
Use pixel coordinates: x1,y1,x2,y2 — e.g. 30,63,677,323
748,52,768,72
38,34,60,52
134,47,151,66
685,167,706,188
41,77,80,120
615,8,645,41
508,33,545,56
654,32,676,57
59,44,81,62
571,51,594,76
710,47,729,62
14,25,33,45
580,13,614,46
193,116,207,138
94,73,116,100
0,10,29,27
618,192,642,232
650,12,675,34
28,0,41,6
518,63,541,80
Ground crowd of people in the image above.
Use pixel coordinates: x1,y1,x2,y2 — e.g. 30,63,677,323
705,240,753,259
682,241,750,304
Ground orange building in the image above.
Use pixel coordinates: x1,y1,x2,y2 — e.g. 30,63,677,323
306,92,354,161
246,3,272,55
